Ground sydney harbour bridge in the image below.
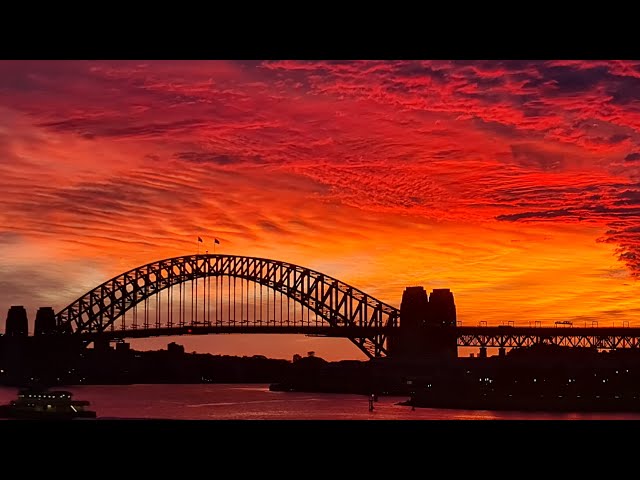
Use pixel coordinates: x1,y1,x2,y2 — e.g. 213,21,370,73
4,253,640,359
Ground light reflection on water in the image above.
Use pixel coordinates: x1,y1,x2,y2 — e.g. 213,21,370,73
1,384,640,420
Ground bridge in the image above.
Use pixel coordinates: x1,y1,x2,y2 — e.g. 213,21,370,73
4,253,640,359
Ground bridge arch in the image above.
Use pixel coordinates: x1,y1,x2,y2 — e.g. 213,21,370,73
55,254,399,358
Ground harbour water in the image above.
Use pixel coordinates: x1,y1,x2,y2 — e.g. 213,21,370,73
1,384,640,420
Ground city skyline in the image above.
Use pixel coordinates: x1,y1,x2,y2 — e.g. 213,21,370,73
2,60,640,360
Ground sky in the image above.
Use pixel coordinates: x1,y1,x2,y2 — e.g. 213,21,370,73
2,60,640,360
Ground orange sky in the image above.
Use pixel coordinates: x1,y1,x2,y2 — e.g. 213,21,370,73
2,60,640,360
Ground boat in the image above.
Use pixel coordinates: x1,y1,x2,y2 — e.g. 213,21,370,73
0,388,97,420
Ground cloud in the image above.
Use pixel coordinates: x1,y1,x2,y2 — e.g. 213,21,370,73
173,152,264,166
538,65,611,94
0,232,21,245
257,221,290,235
39,118,211,139
510,144,566,171
496,208,575,222
625,152,640,161
609,133,630,144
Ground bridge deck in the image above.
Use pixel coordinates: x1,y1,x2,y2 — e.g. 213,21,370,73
457,326,640,336
456,326,640,349
87,325,640,350
89,325,389,341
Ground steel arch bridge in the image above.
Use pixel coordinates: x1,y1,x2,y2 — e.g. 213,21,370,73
55,254,400,358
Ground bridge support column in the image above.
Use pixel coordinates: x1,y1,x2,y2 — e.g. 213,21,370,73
387,286,429,358
388,286,458,360
34,307,57,335
425,289,458,359
499,347,506,357
479,347,487,358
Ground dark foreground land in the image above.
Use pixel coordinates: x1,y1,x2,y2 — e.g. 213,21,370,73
400,345,640,412
4,340,640,412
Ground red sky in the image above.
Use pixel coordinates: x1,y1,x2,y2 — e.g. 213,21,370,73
2,60,640,360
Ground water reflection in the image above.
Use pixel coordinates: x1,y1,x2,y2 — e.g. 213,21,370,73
1,384,639,420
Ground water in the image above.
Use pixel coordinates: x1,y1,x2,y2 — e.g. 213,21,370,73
1,384,640,419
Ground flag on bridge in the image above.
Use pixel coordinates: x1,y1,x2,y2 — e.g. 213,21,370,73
214,238,220,245
198,236,203,243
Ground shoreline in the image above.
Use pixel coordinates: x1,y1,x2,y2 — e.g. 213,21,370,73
402,393,640,413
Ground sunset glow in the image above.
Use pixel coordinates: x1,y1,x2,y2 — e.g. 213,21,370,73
3,60,640,360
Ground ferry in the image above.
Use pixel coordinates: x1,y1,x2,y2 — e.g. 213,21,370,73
0,389,97,420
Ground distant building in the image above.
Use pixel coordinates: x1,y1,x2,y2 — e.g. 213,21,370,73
115,342,130,352
167,342,185,354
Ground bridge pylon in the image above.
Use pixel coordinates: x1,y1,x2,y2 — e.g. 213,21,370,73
5,306,29,337
34,307,57,336
387,287,458,359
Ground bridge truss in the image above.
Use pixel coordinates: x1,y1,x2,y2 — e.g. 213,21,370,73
55,254,399,358
457,327,640,350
